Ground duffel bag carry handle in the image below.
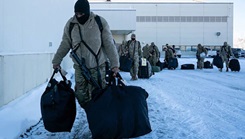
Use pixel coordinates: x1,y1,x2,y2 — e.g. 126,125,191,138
108,72,126,86
47,68,69,88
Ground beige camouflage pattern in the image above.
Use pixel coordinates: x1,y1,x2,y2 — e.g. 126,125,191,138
220,42,234,69
127,40,142,78
148,42,160,66
196,44,207,69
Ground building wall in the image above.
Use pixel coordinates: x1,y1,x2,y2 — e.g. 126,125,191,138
0,0,75,107
91,2,233,50
0,53,53,106
0,0,76,53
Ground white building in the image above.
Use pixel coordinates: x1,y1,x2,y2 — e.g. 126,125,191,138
0,1,233,107
90,2,233,51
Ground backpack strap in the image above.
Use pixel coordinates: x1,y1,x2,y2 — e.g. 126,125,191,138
95,15,103,33
69,22,75,49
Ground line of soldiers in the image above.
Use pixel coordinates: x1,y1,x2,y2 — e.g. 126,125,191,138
118,33,235,79
195,42,234,71
118,34,178,79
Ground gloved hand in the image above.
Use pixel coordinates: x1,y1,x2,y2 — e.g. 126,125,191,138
53,64,61,70
111,67,119,76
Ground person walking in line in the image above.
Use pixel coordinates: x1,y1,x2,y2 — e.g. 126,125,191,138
219,41,234,72
148,42,160,66
163,45,174,64
52,0,119,107
142,43,150,59
118,40,128,56
127,33,142,80
196,44,207,69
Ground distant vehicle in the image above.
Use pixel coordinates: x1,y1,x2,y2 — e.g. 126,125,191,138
175,48,181,58
234,48,244,57
206,48,217,58
241,50,245,57
231,48,239,58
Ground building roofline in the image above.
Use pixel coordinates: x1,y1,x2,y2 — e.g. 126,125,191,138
90,2,233,4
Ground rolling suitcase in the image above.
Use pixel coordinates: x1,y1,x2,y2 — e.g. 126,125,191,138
181,64,195,70
138,58,152,79
229,59,240,72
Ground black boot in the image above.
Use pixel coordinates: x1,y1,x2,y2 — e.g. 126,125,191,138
226,67,229,72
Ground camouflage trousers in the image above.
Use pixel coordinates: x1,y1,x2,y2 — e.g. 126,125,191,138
148,55,158,66
130,57,139,78
197,57,205,69
221,56,229,69
74,63,106,108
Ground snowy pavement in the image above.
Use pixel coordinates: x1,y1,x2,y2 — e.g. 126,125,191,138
1,58,245,139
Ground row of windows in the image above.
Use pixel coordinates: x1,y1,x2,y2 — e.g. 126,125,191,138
136,16,228,22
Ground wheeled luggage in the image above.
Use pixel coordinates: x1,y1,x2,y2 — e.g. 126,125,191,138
84,73,152,139
138,58,153,79
229,59,240,72
204,61,213,69
212,55,223,69
40,69,76,132
181,64,195,70
167,57,178,69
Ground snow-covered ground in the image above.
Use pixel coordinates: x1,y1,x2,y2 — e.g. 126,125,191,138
1,58,245,139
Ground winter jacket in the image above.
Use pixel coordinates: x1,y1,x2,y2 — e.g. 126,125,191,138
118,40,128,56
220,45,234,59
148,44,160,59
165,48,174,62
142,44,149,59
52,12,119,69
127,40,142,59
196,46,207,59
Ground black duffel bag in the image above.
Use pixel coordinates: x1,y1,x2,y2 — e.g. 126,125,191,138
119,55,133,72
213,55,223,69
40,69,76,132
84,73,152,139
